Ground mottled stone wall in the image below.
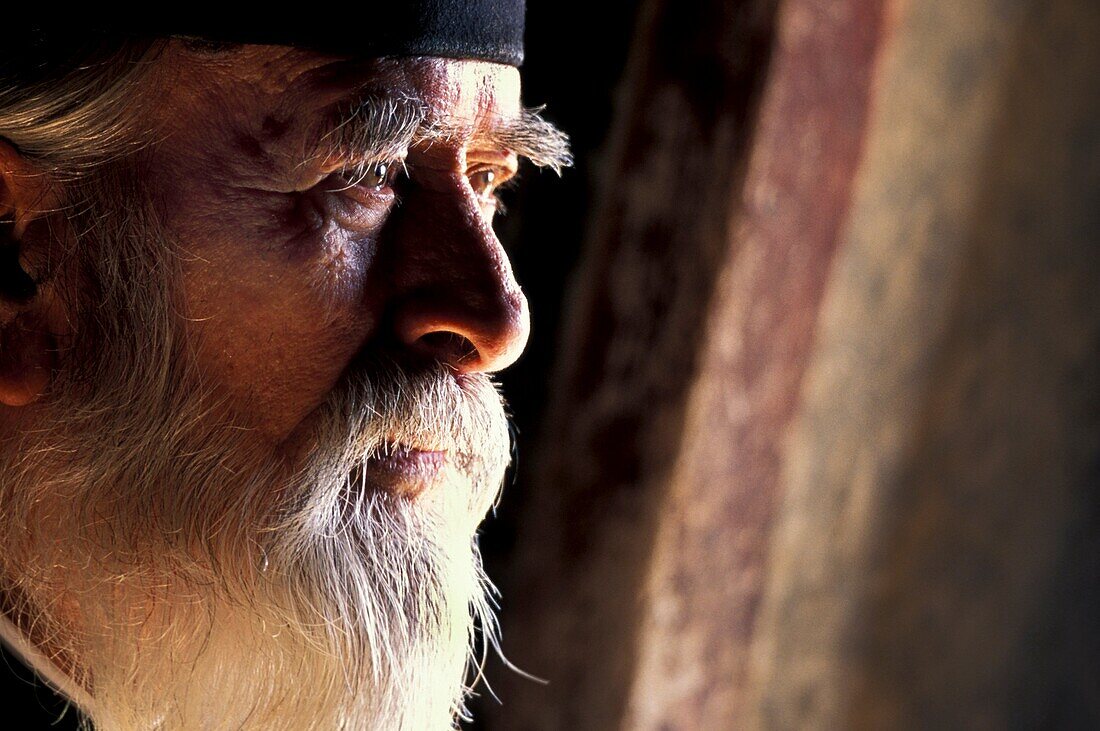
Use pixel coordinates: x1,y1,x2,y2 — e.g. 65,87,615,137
485,0,1100,727
745,0,1100,727
622,0,884,726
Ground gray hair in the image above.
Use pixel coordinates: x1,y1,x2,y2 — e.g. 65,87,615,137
0,33,166,179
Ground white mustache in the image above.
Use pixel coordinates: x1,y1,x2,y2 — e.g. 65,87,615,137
309,351,510,478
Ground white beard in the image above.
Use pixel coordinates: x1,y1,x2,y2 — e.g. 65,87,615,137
0,173,512,730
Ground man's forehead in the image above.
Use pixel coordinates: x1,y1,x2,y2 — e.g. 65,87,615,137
345,58,523,132
148,46,568,193
173,46,519,120
181,49,523,149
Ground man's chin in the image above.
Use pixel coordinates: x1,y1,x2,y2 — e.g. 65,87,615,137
34,484,490,731
165,456,498,730
1,417,505,730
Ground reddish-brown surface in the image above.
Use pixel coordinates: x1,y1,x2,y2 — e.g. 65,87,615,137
734,0,1100,726
625,0,886,726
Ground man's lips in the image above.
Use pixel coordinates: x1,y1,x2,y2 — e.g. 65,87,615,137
363,444,448,498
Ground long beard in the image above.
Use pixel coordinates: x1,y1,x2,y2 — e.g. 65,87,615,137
0,167,511,730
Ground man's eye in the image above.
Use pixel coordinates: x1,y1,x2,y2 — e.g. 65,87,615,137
469,168,498,196
358,162,392,189
467,166,515,213
325,161,399,192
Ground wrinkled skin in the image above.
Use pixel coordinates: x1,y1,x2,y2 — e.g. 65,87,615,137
145,44,530,453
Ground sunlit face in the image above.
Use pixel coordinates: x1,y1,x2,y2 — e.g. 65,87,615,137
150,43,534,466
0,40,569,730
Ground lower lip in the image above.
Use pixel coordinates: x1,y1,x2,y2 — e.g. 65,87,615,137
364,447,447,498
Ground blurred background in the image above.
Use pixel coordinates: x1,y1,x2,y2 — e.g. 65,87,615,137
476,0,1100,728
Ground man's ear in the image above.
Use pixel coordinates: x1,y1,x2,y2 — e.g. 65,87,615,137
0,139,62,407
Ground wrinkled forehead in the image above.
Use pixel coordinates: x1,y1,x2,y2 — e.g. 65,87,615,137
334,56,523,132
156,44,523,155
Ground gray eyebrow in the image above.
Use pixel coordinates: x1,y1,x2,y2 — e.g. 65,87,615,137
440,106,573,174
306,93,572,174
307,93,427,170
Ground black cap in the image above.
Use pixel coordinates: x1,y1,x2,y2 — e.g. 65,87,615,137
105,3,526,66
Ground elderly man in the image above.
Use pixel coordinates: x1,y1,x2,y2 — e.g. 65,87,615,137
0,10,569,731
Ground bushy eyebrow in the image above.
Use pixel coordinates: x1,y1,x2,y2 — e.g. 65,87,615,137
439,106,573,174
305,93,572,174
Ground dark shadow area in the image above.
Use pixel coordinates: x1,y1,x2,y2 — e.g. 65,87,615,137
0,645,79,730
470,0,645,725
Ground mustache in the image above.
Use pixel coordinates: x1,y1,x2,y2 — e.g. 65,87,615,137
293,349,514,516
317,350,508,458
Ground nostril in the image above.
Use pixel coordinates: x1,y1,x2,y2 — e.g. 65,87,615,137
390,288,529,374
415,331,480,369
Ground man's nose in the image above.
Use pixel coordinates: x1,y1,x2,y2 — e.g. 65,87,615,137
379,178,530,373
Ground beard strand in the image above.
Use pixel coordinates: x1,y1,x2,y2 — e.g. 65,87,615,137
0,164,511,730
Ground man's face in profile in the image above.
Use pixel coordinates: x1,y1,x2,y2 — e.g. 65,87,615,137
0,39,567,729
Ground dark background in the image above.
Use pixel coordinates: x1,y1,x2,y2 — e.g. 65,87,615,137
474,0,643,722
